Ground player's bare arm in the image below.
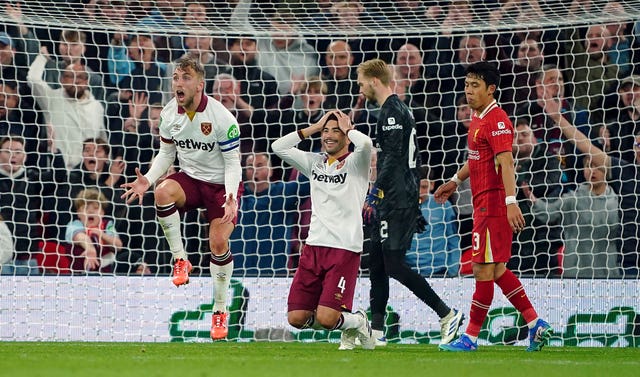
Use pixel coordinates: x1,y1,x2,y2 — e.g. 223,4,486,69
120,167,151,205
496,151,525,233
434,162,469,204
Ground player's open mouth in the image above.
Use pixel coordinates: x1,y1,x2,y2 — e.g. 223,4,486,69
176,90,185,100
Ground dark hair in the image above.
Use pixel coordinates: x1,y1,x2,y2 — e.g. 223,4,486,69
0,134,25,148
323,113,339,128
465,61,500,88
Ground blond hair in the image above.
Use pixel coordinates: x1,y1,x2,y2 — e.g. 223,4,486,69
357,59,391,86
74,188,109,211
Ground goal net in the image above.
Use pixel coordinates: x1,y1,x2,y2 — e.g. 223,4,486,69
1,0,639,346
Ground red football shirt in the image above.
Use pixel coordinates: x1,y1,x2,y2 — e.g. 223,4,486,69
467,100,514,217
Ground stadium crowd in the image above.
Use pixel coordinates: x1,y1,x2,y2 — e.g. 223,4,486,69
1,0,639,278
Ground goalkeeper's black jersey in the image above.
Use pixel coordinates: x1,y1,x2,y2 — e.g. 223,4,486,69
374,94,420,212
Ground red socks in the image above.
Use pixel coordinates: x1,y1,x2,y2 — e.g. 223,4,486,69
495,269,537,323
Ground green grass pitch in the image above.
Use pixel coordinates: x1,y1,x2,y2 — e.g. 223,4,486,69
2,342,638,377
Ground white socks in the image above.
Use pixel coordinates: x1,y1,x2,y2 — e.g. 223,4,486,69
210,250,233,313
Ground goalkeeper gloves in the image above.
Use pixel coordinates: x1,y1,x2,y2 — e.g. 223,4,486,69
362,187,383,225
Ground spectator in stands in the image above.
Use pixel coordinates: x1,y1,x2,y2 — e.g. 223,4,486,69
325,1,393,64
511,118,564,276
394,43,437,111
81,1,130,92
523,154,621,279
605,75,640,164
230,152,310,276
0,214,15,273
68,138,127,222
544,95,640,278
174,28,230,94
43,30,105,103
516,64,583,165
406,167,461,278
102,2,135,88
427,33,486,121
563,24,619,116
0,32,19,84
27,47,106,171
498,38,545,115
387,0,436,28
106,89,156,177
219,75,329,180
124,34,168,104
602,1,639,78
440,95,473,251
230,0,320,96
184,1,230,64
136,0,186,62
65,188,123,274
3,3,41,74
227,37,279,110
211,73,259,156
0,136,39,275
0,80,42,167
322,40,359,113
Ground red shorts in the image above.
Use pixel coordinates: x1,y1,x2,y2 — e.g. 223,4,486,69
287,245,361,312
471,216,512,264
165,172,243,223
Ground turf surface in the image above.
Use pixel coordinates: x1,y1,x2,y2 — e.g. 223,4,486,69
2,342,638,377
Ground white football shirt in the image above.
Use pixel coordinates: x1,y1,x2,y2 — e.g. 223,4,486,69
158,94,242,195
272,129,372,253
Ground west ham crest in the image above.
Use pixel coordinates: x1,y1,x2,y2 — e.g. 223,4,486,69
201,122,212,136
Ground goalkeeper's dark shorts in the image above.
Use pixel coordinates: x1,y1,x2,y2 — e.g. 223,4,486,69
371,207,416,253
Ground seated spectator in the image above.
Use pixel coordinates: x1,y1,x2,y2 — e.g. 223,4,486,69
510,118,564,276
322,40,359,113
65,188,123,273
0,136,39,275
524,155,621,278
393,43,435,110
0,80,42,167
230,152,310,277
406,168,460,277
69,138,127,221
0,214,14,273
